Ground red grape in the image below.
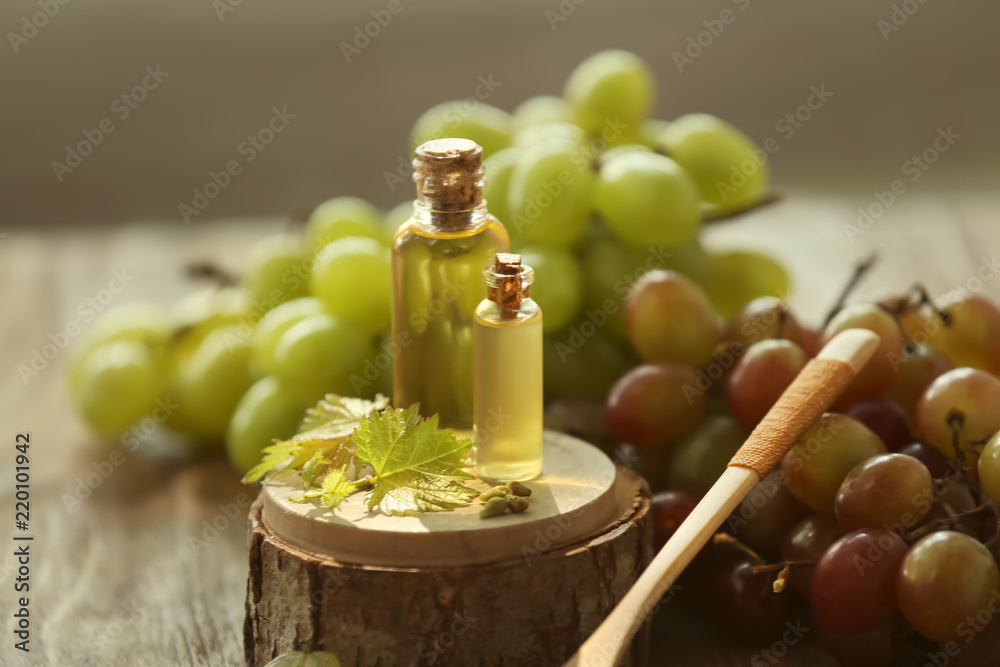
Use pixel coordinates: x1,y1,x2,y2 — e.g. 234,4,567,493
709,556,794,641
898,441,952,479
810,528,908,634
843,398,912,451
834,453,933,531
729,470,809,558
815,615,907,667
605,363,706,449
626,270,721,367
821,304,904,408
897,531,1000,643
727,339,807,431
651,489,699,549
780,514,846,597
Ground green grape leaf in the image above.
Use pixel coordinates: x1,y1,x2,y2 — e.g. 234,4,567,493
291,467,358,509
242,393,388,484
351,405,477,516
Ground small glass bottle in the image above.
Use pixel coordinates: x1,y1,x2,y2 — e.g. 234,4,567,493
474,253,544,482
391,138,510,434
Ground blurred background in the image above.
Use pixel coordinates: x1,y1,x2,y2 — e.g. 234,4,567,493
3,0,999,227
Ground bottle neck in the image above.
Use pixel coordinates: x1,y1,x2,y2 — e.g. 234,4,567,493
412,199,489,233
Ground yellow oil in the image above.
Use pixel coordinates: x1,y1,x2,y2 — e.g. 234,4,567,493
473,300,543,481
391,216,510,433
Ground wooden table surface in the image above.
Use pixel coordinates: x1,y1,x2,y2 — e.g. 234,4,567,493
1,194,998,666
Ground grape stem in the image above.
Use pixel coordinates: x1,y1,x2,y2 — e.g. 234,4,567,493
701,191,782,224
751,561,814,575
185,260,240,286
713,533,764,563
821,252,878,329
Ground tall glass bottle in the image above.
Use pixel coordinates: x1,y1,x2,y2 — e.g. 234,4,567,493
391,138,510,434
474,253,544,482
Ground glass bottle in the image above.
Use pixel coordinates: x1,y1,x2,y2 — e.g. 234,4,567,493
473,253,543,481
391,138,510,435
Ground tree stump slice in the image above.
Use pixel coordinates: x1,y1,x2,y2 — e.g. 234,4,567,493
244,431,654,667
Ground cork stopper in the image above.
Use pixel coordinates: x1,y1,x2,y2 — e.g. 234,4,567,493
484,253,533,319
413,139,485,229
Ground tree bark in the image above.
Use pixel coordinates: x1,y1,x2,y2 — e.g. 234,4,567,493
245,468,653,667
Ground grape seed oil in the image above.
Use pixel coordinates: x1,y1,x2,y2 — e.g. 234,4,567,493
474,254,543,481
391,139,510,434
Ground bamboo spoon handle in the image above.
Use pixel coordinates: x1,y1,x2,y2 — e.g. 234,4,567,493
564,328,881,667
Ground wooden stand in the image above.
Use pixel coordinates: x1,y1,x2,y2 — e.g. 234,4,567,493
244,431,653,667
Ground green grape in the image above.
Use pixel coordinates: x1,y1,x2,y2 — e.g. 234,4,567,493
703,250,791,320
626,270,721,367
512,122,588,150
225,376,306,473
518,245,583,332
886,343,953,423
409,100,512,158
383,201,413,240
925,293,1000,377
595,151,701,247
917,367,1000,461
252,297,324,376
834,453,933,531
597,143,652,168
75,340,164,436
979,430,1000,504
639,118,671,147
668,415,747,497
897,531,1000,643
170,324,255,442
542,331,633,401
242,234,309,311
780,413,888,512
820,303,903,408
507,139,594,247
482,147,520,231
564,50,654,142
605,363,706,449
512,95,572,132
580,239,660,341
305,196,385,253
170,286,251,335
311,237,391,334
67,302,170,406
660,113,770,212
273,314,373,406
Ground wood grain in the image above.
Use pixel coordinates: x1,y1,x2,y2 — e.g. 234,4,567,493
0,196,997,666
